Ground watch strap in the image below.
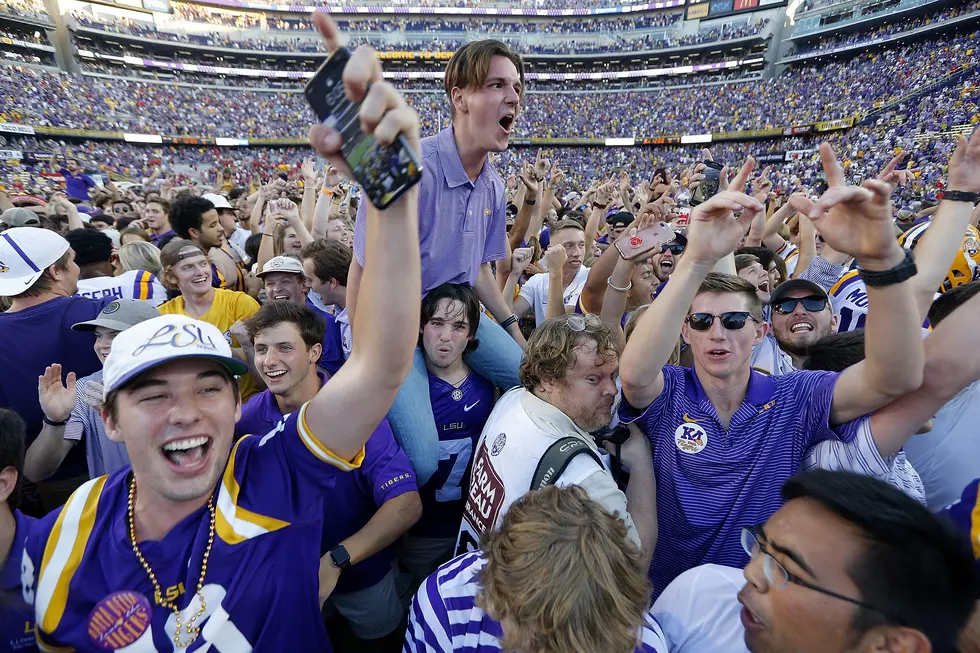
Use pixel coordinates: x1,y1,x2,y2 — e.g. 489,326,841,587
858,248,918,288
943,190,980,204
329,545,351,570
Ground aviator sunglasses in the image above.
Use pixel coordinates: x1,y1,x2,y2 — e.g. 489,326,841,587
686,311,760,331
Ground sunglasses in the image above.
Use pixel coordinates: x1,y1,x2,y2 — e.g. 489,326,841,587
686,311,759,331
567,313,603,332
661,243,685,255
772,296,827,315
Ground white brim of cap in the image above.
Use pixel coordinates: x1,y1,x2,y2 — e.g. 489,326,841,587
0,270,44,297
103,353,250,399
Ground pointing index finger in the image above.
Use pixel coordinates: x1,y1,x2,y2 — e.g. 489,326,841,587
312,11,343,54
819,143,846,187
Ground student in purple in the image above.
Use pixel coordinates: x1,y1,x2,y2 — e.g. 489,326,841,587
302,238,353,360
237,300,421,645
21,18,422,649
49,153,95,201
142,198,175,247
255,255,345,376
0,227,106,513
348,39,526,484
0,410,38,653
618,146,930,598
400,283,495,586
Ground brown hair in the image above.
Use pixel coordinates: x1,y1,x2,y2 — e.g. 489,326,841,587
695,272,763,318
476,485,650,653
734,253,760,274
19,251,72,298
159,238,207,289
245,300,325,350
444,40,525,118
119,226,152,244
301,238,351,286
272,222,290,258
518,314,620,391
552,218,585,237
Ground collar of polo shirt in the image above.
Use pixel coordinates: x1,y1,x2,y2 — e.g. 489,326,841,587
684,366,777,407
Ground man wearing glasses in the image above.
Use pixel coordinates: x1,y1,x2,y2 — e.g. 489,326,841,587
750,279,838,376
619,146,927,598
650,470,976,653
454,313,657,571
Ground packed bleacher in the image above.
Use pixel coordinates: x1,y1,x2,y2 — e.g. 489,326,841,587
1,3,980,653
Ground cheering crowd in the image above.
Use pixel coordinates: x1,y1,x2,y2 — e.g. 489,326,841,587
1,4,980,653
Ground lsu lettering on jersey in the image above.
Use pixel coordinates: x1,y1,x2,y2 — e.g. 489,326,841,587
75,270,167,307
22,405,362,652
412,372,495,539
829,270,868,333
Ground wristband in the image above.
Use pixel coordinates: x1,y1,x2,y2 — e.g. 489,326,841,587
858,248,917,288
607,277,633,293
261,233,273,238
594,203,608,210
43,415,69,427
499,315,518,330
523,198,536,206
943,190,980,204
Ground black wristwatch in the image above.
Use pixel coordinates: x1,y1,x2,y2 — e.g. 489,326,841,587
943,190,980,204
329,545,351,570
523,198,537,205
858,248,918,288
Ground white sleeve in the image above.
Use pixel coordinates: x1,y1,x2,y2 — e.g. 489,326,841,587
652,565,749,653
517,273,541,305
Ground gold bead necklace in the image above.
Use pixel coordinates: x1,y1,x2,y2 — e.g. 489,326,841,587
127,475,216,648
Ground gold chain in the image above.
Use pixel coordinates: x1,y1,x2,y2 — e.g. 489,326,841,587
127,475,216,648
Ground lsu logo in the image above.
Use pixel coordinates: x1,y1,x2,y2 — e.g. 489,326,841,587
484,208,492,216
0,260,8,274
132,323,219,356
674,422,707,454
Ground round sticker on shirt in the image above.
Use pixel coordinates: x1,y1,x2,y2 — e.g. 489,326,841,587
87,590,152,650
490,433,507,456
674,422,707,454
451,389,463,402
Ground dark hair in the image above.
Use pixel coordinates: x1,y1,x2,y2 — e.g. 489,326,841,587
419,283,481,355
696,273,763,319
928,280,980,326
145,198,171,214
228,187,246,201
301,239,351,286
89,214,114,227
736,246,774,271
156,232,179,250
115,216,139,232
802,329,866,372
561,209,585,226
119,226,151,244
245,300,325,351
734,253,760,274
244,233,262,265
0,409,26,509
65,228,114,266
782,470,978,652
169,195,215,239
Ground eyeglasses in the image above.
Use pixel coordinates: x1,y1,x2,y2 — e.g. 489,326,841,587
686,312,759,331
772,296,828,315
661,243,685,255
567,313,603,332
740,528,905,625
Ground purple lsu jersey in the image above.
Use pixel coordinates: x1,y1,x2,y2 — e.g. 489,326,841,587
22,404,362,652
412,372,495,539
2,510,38,653
938,477,980,567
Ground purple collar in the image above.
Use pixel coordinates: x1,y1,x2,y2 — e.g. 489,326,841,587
683,366,776,407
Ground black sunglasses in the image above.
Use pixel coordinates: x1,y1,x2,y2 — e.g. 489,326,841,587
661,243,685,255
772,296,827,315
686,311,759,331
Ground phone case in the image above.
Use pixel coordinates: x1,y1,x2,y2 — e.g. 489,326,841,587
614,222,674,260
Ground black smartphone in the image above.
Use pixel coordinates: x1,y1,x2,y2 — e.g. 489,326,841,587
304,48,423,210
690,160,724,206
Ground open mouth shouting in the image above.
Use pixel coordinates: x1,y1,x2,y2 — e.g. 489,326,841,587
758,279,770,294
161,435,212,473
498,113,515,134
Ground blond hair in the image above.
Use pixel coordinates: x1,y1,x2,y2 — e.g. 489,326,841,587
518,314,620,391
118,241,163,276
159,238,208,290
444,40,525,118
476,485,650,653
624,305,680,365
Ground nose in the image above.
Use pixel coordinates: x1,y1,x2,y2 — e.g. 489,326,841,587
791,302,808,317
505,85,520,105
743,552,770,593
166,393,205,428
707,317,728,340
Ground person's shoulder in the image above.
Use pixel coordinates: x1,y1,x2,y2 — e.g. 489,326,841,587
157,295,183,314
432,551,485,591
420,131,442,163
776,369,837,392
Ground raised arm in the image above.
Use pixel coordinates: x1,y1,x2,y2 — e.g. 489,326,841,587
762,197,796,251
311,166,342,240
544,245,567,320
303,13,421,461
508,158,541,251
789,144,924,425
300,159,318,231
792,213,816,279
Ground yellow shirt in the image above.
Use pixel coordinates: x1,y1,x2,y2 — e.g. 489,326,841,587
158,288,262,400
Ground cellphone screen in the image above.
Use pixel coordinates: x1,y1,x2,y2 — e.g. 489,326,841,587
690,160,723,207
304,49,422,210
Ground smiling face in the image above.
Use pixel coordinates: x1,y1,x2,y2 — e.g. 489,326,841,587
168,252,212,295
682,292,767,381
263,271,307,304
554,227,586,271
282,227,302,255
103,358,241,504
452,55,522,154
253,321,320,397
771,289,837,358
651,246,680,281
421,298,473,370
93,326,119,363
738,262,772,304
738,498,869,653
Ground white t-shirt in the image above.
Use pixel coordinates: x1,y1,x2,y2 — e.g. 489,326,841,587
228,227,251,261
652,564,748,653
75,270,167,307
518,265,590,324
455,387,639,555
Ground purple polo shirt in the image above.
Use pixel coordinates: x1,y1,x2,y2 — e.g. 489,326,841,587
58,168,96,200
234,375,417,593
149,229,176,247
353,126,508,294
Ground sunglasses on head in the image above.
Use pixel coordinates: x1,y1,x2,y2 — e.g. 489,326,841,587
686,311,759,331
772,296,828,315
661,243,685,255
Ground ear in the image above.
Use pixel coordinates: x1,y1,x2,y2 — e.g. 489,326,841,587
102,406,125,444
451,87,469,116
188,227,201,242
753,320,769,346
862,626,930,653
309,343,322,365
829,312,839,334
0,466,18,504
680,321,690,344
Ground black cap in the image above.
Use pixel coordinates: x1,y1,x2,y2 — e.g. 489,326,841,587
607,211,634,228
769,279,830,305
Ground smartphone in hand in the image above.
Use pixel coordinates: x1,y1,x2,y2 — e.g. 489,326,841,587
304,48,423,210
690,160,724,207
614,221,675,260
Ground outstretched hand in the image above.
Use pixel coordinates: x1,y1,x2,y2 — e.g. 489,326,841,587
685,191,763,266
38,364,76,424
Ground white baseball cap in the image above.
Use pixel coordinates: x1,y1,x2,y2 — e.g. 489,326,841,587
102,314,249,398
256,255,304,277
202,193,233,210
0,227,70,297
